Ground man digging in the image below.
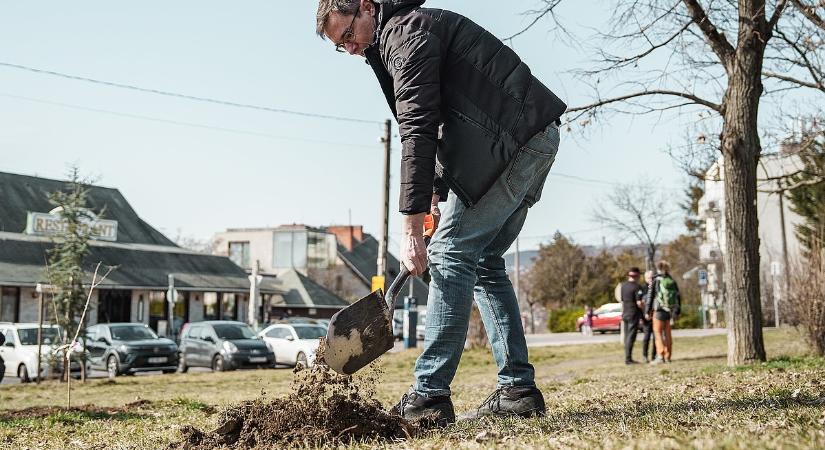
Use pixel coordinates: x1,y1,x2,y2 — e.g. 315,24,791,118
316,0,566,426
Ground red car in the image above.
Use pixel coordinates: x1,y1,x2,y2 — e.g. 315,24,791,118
576,302,623,333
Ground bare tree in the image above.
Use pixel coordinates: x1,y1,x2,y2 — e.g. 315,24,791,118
593,181,675,270
509,0,823,365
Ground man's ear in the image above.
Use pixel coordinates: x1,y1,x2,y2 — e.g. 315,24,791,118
363,0,376,17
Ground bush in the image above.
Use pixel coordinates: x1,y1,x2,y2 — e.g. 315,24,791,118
547,307,584,333
675,305,702,329
787,259,825,356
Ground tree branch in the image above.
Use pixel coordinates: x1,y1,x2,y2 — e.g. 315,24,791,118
567,89,722,115
502,0,564,41
682,0,735,65
791,0,825,31
763,70,825,92
768,0,790,33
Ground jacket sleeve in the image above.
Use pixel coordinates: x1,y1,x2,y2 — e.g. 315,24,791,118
644,277,656,315
383,27,442,215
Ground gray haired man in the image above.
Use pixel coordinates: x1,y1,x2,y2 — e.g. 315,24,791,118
317,0,566,426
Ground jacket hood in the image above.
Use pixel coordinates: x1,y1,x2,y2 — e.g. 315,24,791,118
376,0,425,28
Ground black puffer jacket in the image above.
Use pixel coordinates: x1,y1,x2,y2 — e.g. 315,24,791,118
364,0,567,214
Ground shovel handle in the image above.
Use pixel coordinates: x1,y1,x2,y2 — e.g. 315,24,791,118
385,215,434,308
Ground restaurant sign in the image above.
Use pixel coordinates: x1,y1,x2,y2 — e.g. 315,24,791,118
26,208,118,241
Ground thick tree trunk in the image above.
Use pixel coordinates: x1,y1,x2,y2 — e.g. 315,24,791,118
721,6,768,365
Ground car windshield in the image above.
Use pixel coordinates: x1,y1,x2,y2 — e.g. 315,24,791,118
293,326,327,340
110,325,158,341
17,327,62,345
595,304,621,315
213,324,255,340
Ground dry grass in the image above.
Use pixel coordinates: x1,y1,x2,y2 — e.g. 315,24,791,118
1,328,824,449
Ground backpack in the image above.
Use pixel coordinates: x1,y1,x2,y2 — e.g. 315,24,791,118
656,276,678,312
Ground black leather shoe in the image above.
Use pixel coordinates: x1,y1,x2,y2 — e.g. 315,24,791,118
458,385,546,420
390,387,455,427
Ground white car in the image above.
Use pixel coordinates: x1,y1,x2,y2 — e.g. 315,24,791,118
0,323,84,382
258,323,326,367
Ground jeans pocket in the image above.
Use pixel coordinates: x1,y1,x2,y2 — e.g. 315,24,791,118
506,125,559,197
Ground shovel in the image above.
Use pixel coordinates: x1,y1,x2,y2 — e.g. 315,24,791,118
324,215,435,375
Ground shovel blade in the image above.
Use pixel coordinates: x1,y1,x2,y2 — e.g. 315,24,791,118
324,289,394,375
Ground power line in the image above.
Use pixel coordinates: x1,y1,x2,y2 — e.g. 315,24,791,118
0,61,383,125
0,93,379,149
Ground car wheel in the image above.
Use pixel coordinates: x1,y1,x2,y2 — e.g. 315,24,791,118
212,355,226,372
18,364,30,383
107,355,120,378
177,353,188,373
296,352,308,368
162,369,176,374
598,330,606,334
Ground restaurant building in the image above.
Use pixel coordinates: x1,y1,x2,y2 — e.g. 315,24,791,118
0,171,281,336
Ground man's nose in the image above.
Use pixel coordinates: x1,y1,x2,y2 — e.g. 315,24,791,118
346,42,359,55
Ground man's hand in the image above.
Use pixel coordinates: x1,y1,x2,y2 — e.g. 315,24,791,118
401,212,428,276
644,314,651,321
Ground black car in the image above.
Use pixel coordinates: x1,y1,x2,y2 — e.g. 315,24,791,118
178,321,275,372
86,323,178,377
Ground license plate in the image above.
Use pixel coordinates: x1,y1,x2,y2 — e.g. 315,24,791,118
249,356,267,363
148,357,167,364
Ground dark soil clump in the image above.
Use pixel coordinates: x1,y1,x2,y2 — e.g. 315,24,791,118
170,339,414,449
0,399,151,422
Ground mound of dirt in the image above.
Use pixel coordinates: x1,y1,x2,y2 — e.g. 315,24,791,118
170,339,414,449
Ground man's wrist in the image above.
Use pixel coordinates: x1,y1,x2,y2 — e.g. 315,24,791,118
402,212,426,235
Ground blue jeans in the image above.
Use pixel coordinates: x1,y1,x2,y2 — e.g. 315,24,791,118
414,122,560,397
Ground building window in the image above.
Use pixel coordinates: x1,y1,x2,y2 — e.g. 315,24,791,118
148,291,166,333
274,230,335,270
229,241,251,269
1,287,19,322
307,232,336,269
203,292,220,321
137,295,145,322
273,230,307,269
221,293,237,320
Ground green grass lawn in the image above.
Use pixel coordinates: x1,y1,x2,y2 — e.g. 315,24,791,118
1,328,824,449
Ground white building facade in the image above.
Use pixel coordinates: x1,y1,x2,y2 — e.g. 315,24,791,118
697,151,804,326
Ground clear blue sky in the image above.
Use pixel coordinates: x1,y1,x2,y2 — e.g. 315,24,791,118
0,1,701,253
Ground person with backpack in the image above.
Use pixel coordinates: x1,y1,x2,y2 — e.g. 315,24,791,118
644,260,681,363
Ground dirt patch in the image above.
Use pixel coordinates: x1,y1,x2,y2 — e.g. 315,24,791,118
0,399,151,422
170,339,414,449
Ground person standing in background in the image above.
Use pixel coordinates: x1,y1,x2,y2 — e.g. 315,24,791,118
640,270,656,363
619,268,645,364
645,261,681,363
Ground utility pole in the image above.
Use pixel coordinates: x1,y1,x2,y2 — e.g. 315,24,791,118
248,260,262,327
36,284,44,384
377,119,391,282
778,180,791,300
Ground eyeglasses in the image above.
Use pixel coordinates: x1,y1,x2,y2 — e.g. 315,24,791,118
335,6,360,53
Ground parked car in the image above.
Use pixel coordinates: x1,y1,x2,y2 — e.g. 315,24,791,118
0,323,85,382
258,323,325,367
86,323,178,377
178,321,274,372
576,302,623,333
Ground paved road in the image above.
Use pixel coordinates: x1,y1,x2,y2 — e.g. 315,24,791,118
0,365,293,385
525,328,726,348
392,328,727,351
